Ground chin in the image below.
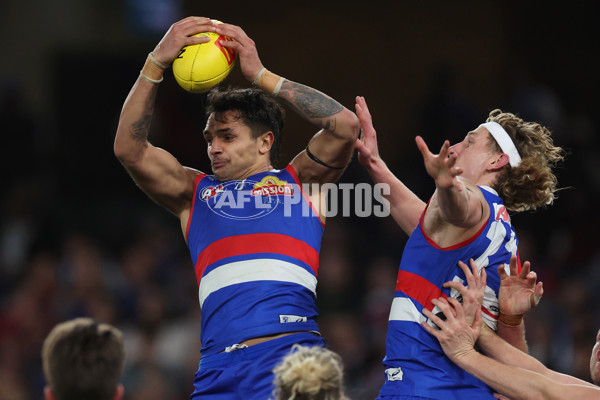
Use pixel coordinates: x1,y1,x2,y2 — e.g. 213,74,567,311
591,346,600,384
592,367,600,386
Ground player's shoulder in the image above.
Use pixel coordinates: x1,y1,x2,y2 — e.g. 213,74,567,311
185,167,208,182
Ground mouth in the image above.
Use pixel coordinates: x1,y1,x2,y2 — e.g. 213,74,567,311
212,160,226,169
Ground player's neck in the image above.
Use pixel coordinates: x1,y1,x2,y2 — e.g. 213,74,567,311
226,162,274,182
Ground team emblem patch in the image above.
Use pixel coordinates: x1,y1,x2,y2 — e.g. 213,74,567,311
385,366,404,381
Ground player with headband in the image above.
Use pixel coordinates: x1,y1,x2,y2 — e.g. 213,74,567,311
354,96,564,399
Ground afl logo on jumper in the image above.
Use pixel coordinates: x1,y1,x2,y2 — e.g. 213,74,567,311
200,176,295,220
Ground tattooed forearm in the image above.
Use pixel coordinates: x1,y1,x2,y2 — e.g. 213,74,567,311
130,114,152,142
278,81,343,130
129,91,157,143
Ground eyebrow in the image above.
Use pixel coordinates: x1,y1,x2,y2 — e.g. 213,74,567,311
203,127,233,136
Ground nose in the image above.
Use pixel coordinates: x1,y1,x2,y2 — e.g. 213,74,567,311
448,142,461,157
209,139,222,156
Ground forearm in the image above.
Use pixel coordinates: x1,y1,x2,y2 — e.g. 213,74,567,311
480,324,545,374
364,157,425,235
114,76,160,165
496,318,529,353
480,325,594,386
434,182,472,226
276,79,358,142
455,350,570,400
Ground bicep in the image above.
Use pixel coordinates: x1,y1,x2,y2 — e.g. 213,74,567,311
120,143,199,214
290,129,355,185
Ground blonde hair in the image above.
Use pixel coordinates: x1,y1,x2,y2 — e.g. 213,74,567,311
272,344,345,400
485,109,565,212
42,318,125,400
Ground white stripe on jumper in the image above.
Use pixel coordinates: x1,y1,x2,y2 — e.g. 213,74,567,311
389,297,427,323
198,258,317,308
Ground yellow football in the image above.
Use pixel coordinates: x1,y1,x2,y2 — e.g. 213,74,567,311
172,22,237,93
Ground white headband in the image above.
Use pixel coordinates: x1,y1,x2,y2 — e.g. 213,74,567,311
479,122,521,167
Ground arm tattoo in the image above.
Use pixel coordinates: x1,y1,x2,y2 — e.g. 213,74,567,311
129,88,158,143
130,114,152,143
278,81,343,132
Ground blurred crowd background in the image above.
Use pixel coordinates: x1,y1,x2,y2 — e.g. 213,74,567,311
1,1,599,399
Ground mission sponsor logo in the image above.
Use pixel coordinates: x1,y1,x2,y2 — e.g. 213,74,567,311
250,176,294,197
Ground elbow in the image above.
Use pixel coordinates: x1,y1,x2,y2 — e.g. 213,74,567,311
113,132,144,166
336,110,361,143
113,135,129,163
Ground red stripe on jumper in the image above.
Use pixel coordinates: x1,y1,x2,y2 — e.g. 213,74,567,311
396,270,447,311
194,233,319,285
185,173,207,241
481,306,498,320
285,164,324,227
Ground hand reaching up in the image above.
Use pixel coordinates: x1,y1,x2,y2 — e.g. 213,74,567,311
415,136,463,190
354,96,382,170
498,255,543,317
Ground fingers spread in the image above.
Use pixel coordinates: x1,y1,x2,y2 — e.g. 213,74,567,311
520,260,531,278
480,266,487,287
509,254,519,276
497,263,509,280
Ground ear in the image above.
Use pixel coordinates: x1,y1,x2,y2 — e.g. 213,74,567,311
258,131,274,155
488,153,510,171
44,386,55,400
114,384,125,400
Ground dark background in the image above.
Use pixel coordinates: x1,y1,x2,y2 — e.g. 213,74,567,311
1,1,600,399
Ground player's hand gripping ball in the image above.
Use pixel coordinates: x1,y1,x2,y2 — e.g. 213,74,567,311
172,21,237,93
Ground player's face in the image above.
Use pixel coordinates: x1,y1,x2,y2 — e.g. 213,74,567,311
203,111,267,181
448,127,497,182
590,328,600,385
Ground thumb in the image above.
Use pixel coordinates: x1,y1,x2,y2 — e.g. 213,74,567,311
415,136,430,157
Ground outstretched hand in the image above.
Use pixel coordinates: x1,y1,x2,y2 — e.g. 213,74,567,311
415,136,463,190
443,259,487,326
152,17,216,66
421,258,486,361
422,297,482,362
498,255,543,316
354,96,381,169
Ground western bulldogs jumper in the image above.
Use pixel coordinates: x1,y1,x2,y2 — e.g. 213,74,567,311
186,165,324,356
378,186,518,400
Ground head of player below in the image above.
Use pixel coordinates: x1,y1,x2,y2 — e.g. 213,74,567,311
272,344,350,400
42,317,125,400
203,87,285,182
447,109,564,212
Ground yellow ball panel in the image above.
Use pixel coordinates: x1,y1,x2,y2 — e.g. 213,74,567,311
172,31,237,93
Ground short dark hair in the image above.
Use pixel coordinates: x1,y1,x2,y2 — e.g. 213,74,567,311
42,318,125,400
206,87,285,165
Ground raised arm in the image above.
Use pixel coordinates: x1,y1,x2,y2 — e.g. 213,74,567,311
214,23,360,186
354,96,425,235
114,17,214,218
280,79,359,185
494,255,543,353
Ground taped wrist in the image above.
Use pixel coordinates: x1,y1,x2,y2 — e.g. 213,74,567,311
140,53,166,84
